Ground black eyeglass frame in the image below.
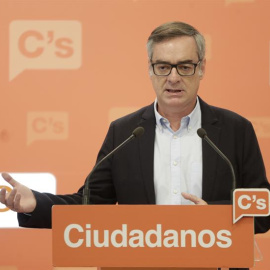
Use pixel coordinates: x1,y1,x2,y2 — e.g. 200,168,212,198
151,60,201,76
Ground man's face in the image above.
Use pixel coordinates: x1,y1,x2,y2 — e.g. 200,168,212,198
149,36,205,116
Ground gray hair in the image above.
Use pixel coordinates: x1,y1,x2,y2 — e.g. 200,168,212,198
147,21,205,61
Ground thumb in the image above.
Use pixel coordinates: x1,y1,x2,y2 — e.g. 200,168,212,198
1,173,18,188
181,192,190,199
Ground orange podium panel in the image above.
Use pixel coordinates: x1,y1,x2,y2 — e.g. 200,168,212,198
52,205,254,269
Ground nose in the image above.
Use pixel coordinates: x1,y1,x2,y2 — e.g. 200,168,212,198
167,67,181,84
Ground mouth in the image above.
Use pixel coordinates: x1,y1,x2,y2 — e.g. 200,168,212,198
166,89,183,93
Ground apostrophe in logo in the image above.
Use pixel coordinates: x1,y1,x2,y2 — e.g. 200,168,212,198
9,20,82,81
0,172,56,228
0,185,12,212
248,117,270,138
27,112,69,145
233,189,270,224
108,107,139,123
225,0,255,5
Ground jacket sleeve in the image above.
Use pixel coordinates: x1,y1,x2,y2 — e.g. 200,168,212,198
18,190,83,229
18,123,117,229
242,121,270,234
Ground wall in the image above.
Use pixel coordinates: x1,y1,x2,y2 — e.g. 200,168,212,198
0,0,269,269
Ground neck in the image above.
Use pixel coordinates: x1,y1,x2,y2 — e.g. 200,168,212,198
157,100,197,132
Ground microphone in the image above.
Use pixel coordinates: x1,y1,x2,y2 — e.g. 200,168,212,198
82,126,145,204
197,128,236,193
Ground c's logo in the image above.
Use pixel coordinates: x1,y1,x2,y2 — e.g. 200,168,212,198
9,20,82,81
27,112,69,145
0,185,12,212
233,188,270,223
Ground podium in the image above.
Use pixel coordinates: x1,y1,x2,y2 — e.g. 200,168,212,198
52,205,254,270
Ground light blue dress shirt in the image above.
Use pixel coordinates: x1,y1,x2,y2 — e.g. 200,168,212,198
153,97,202,205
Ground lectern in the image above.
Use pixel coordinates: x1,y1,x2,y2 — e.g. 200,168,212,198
52,205,254,270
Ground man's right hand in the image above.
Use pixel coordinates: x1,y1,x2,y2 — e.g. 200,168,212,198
0,172,37,213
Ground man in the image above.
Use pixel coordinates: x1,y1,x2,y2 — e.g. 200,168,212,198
1,22,270,269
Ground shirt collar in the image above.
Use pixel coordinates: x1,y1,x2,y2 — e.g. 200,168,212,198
154,96,201,133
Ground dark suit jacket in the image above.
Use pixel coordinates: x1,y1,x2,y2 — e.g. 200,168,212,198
18,97,270,236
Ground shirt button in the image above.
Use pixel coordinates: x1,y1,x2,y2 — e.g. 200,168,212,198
173,161,178,166
173,189,178,194
173,135,178,139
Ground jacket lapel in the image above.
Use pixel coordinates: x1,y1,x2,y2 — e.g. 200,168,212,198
137,104,156,204
199,97,221,201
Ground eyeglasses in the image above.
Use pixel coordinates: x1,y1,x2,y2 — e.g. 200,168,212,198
151,61,201,76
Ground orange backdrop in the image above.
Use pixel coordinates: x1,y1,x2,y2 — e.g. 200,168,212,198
0,0,270,269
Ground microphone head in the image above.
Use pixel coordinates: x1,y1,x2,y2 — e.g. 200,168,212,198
197,128,207,139
132,127,145,138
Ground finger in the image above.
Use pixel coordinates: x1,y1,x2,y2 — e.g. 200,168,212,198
181,192,206,205
181,192,195,201
5,188,17,209
13,193,22,212
0,188,7,204
1,173,18,188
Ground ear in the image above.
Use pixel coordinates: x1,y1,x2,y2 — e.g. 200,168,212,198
199,58,206,79
148,58,153,76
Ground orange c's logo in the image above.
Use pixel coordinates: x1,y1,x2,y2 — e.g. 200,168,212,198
233,188,270,223
0,185,12,212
